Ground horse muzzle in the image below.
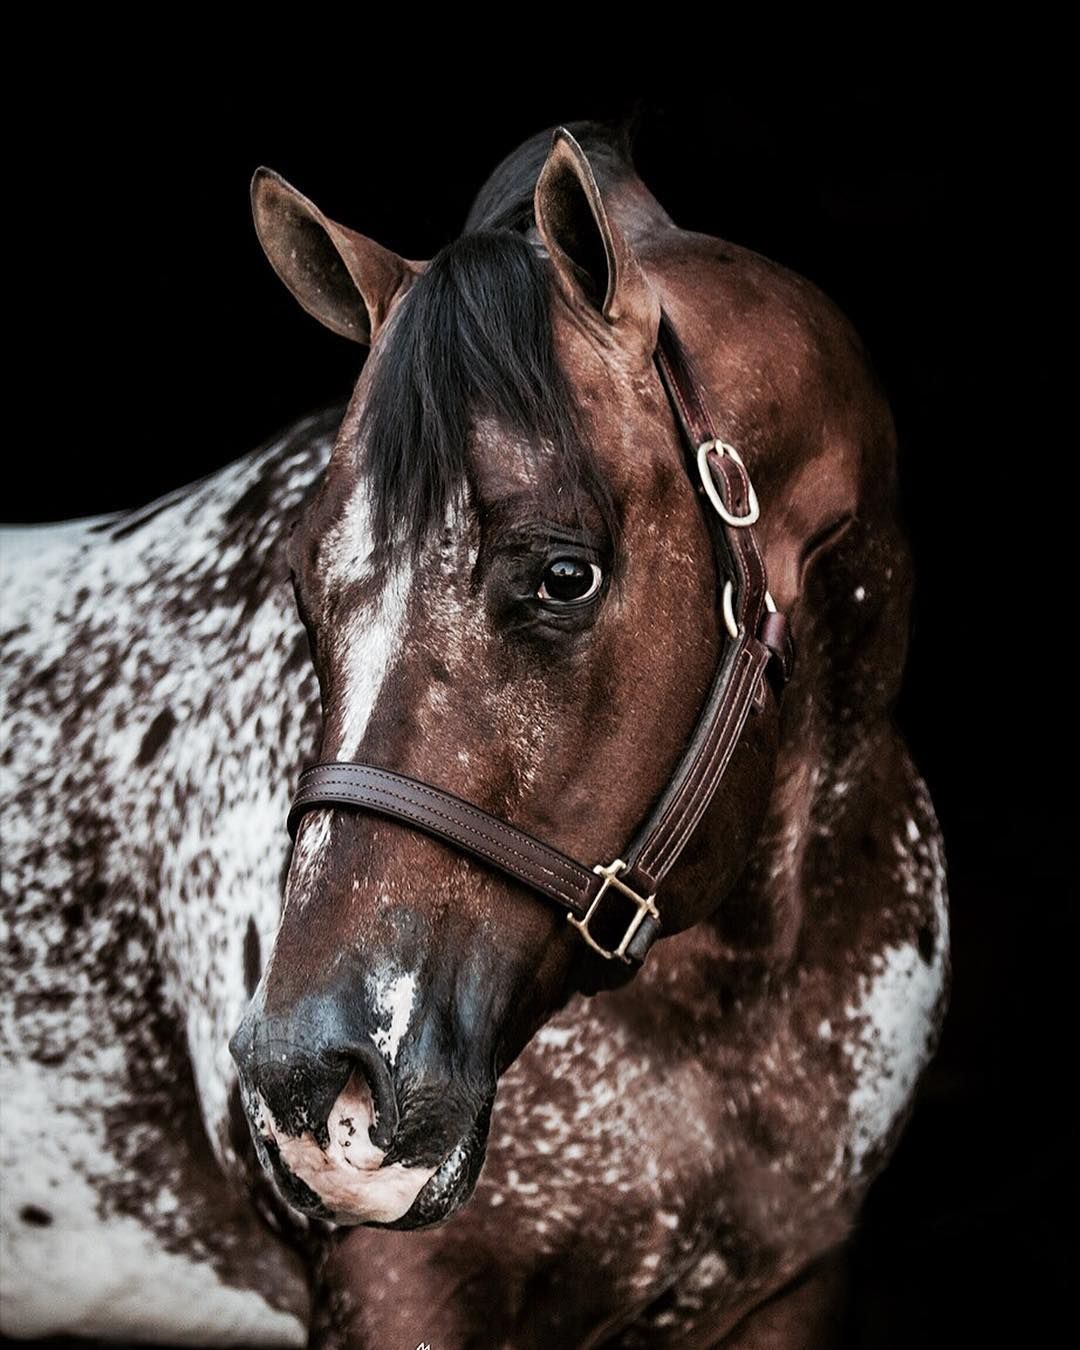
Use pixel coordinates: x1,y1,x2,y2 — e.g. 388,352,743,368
228,1000,492,1227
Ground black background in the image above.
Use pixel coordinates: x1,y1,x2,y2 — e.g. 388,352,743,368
8,56,1070,1347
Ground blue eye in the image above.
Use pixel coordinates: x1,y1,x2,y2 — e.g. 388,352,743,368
537,558,603,604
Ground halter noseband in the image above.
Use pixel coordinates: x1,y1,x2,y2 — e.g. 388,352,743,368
285,308,795,968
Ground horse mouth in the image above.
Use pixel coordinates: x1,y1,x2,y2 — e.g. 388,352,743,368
236,1055,496,1228
257,1108,490,1230
378,1128,483,1230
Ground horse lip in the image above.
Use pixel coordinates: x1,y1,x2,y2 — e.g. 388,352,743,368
423,1136,470,1188
396,1138,474,1228
377,1108,491,1230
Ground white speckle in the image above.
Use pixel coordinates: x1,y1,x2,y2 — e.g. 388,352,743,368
818,1019,832,1039
535,1025,574,1049
854,585,866,602
685,1251,728,1291
844,824,948,1173
1,1062,305,1346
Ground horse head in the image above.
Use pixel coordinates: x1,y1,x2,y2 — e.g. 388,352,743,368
229,128,852,1230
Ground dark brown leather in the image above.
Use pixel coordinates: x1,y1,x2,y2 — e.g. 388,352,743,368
285,766,668,965
758,610,796,687
288,763,599,917
286,306,796,967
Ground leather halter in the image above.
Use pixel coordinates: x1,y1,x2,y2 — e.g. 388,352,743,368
286,308,795,968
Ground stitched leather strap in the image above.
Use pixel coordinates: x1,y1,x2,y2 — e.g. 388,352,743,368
286,307,795,967
288,764,597,914
625,311,780,893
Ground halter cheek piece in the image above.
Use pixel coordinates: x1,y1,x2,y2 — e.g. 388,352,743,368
286,308,795,968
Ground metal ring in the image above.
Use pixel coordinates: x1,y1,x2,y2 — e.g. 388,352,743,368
722,580,741,640
697,440,761,527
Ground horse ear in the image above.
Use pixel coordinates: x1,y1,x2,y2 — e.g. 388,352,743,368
533,128,660,358
251,167,426,345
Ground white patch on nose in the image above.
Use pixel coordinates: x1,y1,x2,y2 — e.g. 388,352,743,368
260,1075,435,1225
368,968,417,1067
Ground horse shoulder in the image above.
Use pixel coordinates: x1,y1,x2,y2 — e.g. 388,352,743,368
1,410,339,1344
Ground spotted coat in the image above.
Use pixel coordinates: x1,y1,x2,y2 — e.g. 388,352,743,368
2,125,951,1344
1,400,948,1344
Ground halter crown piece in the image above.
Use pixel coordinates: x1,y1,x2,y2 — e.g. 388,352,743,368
286,308,795,967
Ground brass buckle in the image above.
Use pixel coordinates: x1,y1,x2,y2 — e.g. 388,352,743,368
696,439,760,526
721,580,777,640
567,859,659,963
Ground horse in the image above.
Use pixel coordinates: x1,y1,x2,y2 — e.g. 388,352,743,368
0,118,949,1347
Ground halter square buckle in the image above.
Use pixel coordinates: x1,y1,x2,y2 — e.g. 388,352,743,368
567,859,659,963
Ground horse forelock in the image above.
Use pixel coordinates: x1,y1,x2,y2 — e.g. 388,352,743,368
356,227,619,571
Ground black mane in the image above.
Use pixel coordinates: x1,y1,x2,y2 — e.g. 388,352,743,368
359,117,641,566
463,115,641,235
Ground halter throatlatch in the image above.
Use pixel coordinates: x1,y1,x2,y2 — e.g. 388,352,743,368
286,308,795,967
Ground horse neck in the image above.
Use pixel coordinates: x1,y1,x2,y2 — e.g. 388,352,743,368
103,411,337,1168
600,172,677,243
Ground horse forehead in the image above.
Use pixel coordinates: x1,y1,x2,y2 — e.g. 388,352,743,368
310,483,490,769
467,414,563,494
313,474,377,589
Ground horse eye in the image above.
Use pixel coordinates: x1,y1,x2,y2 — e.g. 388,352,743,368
537,558,603,604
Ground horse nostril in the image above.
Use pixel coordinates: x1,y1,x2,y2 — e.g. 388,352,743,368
334,1039,399,1150
230,1012,400,1152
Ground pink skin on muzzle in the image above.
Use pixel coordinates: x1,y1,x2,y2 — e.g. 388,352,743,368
258,1073,436,1224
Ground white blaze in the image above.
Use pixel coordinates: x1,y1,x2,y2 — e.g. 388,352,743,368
280,477,415,914
320,478,415,763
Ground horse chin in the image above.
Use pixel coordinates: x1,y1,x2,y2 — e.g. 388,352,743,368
375,1123,486,1231
374,1118,489,1230
256,1103,492,1230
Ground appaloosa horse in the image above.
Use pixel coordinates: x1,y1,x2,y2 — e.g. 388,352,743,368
1,120,949,1347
